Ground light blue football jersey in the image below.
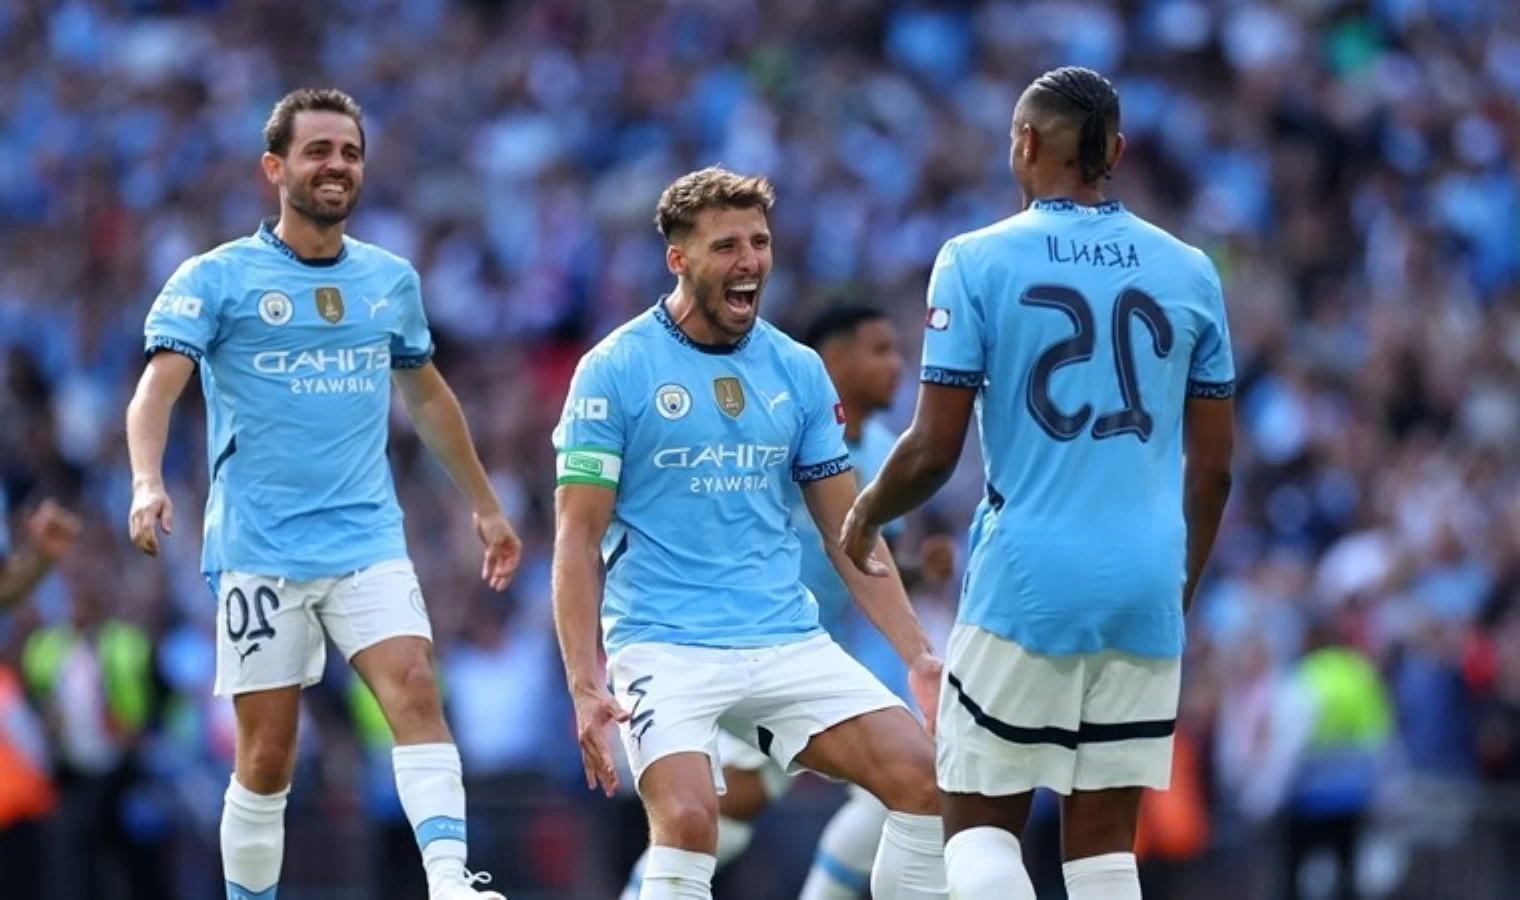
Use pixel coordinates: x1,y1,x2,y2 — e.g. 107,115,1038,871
552,300,852,656
143,220,434,582
788,418,900,633
922,199,1235,660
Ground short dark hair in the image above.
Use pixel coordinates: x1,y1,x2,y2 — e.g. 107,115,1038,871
263,88,366,157
655,166,776,242
803,304,888,351
1025,67,1120,184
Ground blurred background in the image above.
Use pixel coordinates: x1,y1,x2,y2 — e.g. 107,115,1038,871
1,0,1519,898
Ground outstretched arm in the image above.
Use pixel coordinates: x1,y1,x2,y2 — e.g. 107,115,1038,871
394,362,520,589
0,500,81,609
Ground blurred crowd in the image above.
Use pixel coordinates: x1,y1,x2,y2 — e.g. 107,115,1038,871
2,0,1520,897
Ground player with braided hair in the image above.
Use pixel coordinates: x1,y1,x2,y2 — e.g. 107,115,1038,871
843,66,1235,900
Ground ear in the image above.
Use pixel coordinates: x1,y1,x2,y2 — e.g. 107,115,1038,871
260,152,282,187
666,243,685,278
1020,123,1039,166
1107,132,1127,178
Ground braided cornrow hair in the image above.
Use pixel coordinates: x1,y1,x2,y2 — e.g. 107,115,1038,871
1028,67,1120,184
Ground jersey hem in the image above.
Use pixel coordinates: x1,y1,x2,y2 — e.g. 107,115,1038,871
921,366,983,389
145,336,204,364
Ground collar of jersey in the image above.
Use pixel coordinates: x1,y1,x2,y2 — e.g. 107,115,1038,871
257,217,348,267
1029,198,1125,216
653,296,753,355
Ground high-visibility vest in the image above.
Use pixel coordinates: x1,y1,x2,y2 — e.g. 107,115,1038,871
22,621,152,736
0,666,56,826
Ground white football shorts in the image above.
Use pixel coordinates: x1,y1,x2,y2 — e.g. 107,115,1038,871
606,633,904,795
212,558,432,697
937,623,1181,796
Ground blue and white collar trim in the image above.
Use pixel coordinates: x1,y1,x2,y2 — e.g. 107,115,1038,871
257,217,348,267
653,296,753,355
1030,199,1125,216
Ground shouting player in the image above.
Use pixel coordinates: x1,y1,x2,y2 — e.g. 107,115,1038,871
553,168,949,900
842,67,1236,900
617,304,916,900
125,88,520,900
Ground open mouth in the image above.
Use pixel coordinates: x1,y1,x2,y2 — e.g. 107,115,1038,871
724,281,759,316
315,181,349,201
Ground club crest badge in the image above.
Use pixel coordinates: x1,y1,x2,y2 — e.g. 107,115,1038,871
315,287,344,324
655,383,691,420
258,291,293,326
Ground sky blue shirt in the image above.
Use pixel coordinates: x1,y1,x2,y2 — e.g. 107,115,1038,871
552,300,852,656
143,221,434,582
922,199,1235,659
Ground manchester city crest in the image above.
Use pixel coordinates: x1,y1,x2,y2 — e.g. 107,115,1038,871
655,383,691,420
258,291,293,326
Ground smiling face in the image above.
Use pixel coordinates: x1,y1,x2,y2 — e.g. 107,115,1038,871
667,204,773,340
262,109,365,228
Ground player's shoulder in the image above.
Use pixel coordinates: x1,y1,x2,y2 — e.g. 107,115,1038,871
340,235,420,281
935,213,1045,269
173,234,263,281
1116,211,1221,286
752,318,827,379
576,306,666,374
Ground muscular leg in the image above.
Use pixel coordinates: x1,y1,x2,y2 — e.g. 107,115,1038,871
635,752,721,899
351,636,496,898
1060,789,1143,900
224,687,301,899
796,708,946,899
621,765,765,900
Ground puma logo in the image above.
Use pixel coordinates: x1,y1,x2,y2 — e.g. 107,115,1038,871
364,296,390,318
237,643,262,664
764,390,791,412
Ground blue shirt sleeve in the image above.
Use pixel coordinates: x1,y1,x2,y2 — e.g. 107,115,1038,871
143,256,221,363
1187,256,1236,398
792,349,851,483
920,239,985,389
391,266,435,369
552,349,627,490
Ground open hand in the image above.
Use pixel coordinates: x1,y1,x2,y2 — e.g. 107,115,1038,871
474,510,522,591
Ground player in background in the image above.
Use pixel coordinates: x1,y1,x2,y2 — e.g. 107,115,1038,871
617,304,919,900
554,167,948,900
125,88,521,900
0,491,81,609
841,66,1235,900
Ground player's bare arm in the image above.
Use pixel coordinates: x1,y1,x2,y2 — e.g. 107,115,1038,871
125,350,196,556
0,499,81,609
841,382,976,572
803,470,944,734
1182,394,1234,613
393,362,521,590
551,482,630,796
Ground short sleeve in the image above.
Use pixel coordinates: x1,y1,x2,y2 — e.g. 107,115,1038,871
391,266,435,368
144,256,220,363
1187,257,1236,399
919,239,985,389
792,350,852,483
551,350,627,490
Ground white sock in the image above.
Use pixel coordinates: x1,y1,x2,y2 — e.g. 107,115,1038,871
393,743,470,891
944,827,1035,900
221,777,288,899
870,812,948,899
638,846,715,899
801,790,888,899
1063,852,1141,900
622,817,752,900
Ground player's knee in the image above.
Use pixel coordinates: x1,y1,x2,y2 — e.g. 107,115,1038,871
238,736,297,794
876,739,939,814
382,658,445,737
651,792,720,852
